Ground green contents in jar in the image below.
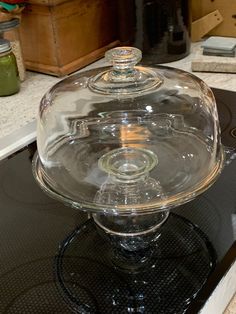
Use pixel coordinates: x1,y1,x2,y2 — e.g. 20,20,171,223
0,42,20,96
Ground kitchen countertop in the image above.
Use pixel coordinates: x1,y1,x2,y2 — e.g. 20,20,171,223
225,296,236,314
0,42,236,160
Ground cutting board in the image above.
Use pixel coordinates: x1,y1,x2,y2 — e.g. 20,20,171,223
191,48,236,73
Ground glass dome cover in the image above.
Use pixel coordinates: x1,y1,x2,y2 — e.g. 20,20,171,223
34,47,224,214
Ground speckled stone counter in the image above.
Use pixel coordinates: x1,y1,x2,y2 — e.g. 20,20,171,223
0,72,59,138
0,59,105,160
0,43,236,160
225,295,236,313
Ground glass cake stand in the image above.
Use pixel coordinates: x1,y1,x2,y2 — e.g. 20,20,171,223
33,47,226,313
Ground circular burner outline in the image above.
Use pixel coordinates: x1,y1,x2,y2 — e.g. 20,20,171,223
54,214,217,314
216,97,233,133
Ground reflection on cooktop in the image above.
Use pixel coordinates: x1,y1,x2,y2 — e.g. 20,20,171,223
214,88,236,148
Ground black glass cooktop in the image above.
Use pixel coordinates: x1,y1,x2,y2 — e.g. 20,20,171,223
0,88,236,313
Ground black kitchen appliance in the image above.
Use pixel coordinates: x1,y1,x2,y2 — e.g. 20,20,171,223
118,0,190,64
0,88,236,313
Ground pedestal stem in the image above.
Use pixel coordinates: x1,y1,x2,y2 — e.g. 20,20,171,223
93,210,169,272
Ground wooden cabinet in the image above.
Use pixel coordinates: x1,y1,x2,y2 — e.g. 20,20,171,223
191,0,236,38
19,0,119,76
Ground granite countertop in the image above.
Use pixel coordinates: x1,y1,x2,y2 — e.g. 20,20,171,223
0,59,105,160
225,296,236,314
0,42,236,160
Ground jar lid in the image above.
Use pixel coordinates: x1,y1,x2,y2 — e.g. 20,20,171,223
0,39,11,53
0,18,20,32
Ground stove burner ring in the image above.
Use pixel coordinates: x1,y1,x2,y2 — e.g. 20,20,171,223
230,128,236,138
217,99,232,133
54,214,217,314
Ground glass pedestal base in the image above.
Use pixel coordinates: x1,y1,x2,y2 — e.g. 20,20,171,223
54,213,216,314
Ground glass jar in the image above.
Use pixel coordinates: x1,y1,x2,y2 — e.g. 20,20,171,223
0,38,20,96
118,0,190,64
0,18,25,81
